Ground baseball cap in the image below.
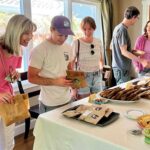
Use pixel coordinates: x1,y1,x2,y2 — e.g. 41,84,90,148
51,15,74,36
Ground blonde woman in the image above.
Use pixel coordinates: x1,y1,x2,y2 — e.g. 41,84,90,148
0,14,36,150
72,16,104,99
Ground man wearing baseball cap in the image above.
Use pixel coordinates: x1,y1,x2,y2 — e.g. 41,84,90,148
28,15,74,113
51,15,74,36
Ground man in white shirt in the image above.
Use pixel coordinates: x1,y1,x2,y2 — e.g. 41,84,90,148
28,15,74,113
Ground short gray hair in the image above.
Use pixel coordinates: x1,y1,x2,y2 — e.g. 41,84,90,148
0,14,37,55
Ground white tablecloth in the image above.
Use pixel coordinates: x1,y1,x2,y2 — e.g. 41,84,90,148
33,96,150,150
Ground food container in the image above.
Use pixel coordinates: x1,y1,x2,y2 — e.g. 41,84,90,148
125,109,144,120
137,114,150,129
143,128,150,144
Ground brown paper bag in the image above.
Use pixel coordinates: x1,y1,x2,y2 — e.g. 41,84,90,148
0,94,30,126
66,70,88,89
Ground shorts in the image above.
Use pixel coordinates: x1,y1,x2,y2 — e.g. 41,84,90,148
77,70,102,95
112,67,131,85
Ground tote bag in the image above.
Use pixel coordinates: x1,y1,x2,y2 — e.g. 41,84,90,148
0,93,30,126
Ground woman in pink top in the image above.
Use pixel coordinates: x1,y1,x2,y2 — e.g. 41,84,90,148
133,20,150,76
0,15,36,150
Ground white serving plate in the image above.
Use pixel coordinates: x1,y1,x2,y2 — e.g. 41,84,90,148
98,93,140,104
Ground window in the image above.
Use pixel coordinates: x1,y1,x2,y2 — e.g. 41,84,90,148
31,0,64,45
0,0,102,71
0,0,20,35
142,0,150,31
0,0,24,70
72,1,102,39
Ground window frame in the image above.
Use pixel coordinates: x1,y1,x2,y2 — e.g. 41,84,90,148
70,0,102,39
1,0,101,71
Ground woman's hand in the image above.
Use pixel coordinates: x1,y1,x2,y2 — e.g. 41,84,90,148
6,66,20,83
11,70,20,81
146,61,150,68
135,67,139,73
140,58,150,68
0,93,13,104
71,88,78,101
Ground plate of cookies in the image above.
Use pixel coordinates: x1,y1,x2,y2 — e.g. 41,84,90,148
99,86,142,104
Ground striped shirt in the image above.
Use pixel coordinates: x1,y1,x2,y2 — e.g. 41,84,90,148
72,38,103,72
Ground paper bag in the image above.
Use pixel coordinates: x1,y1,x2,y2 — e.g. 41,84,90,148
0,94,30,126
66,70,87,89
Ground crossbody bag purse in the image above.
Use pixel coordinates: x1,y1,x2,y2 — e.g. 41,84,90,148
75,39,80,70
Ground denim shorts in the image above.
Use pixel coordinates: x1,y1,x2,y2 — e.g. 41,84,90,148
112,67,131,85
77,70,102,95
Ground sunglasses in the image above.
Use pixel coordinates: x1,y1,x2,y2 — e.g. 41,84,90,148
90,44,95,55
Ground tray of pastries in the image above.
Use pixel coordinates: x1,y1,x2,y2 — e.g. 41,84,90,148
99,85,150,103
62,104,119,126
132,78,150,99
